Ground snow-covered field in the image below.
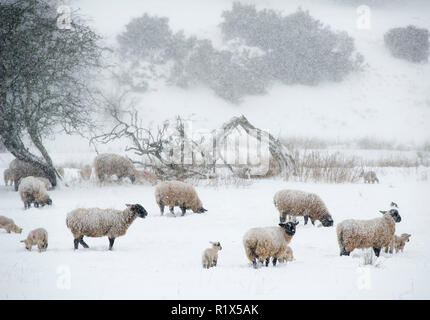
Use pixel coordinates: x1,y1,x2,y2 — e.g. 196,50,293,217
1,167,429,299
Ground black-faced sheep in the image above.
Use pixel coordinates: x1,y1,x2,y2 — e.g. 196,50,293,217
0,216,22,234
243,222,298,268
360,170,379,184
202,241,222,269
21,228,48,252
155,181,207,216
385,233,411,254
18,176,52,209
94,153,137,184
66,204,147,250
273,189,334,227
337,208,401,257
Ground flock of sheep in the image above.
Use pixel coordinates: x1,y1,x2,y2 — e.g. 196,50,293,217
1,153,411,269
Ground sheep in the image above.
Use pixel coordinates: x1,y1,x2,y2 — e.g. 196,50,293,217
385,233,411,254
3,168,13,186
0,216,22,234
243,222,298,268
66,204,148,250
9,159,53,191
94,153,137,184
360,170,379,184
337,208,401,257
202,241,222,269
155,180,207,216
273,189,334,227
278,245,294,263
18,176,52,190
20,228,48,252
79,164,92,181
18,176,52,209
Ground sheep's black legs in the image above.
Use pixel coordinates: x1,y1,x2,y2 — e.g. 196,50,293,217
265,258,270,267
373,247,381,257
311,218,315,225
272,258,277,266
340,248,350,256
108,237,115,250
169,206,175,215
180,206,186,216
74,238,79,250
159,203,165,216
79,236,89,248
304,216,309,225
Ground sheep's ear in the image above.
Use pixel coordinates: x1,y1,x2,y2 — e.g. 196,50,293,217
278,223,285,227
125,204,132,207
294,221,299,226
379,210,387,214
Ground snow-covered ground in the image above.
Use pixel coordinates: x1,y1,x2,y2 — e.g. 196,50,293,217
1,166,429,299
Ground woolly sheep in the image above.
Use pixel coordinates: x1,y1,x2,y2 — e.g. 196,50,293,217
337,208,401,257
94,153,137,183
361,170,379,184
21,228,48,252
243,222,298,268
9,159,54,191
155,181,207,216
79,164,92,181
202,241,222,269
274,189,334,227
385,233,411,254
19,176,52,190
278,245,294,263
66,204,148,250
3,168,13,186
0,216,22,234
18,176,52,209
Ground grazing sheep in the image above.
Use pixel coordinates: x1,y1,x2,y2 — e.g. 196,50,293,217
361,170,379,184
243,222,298,268
18,176,52,209
0,216,22,234
9,159,56,191
337,208,401,257
94,153,137,184
274,189,334,227
79,164,92,181
385,233,411,254
66,204,147,250
155,181,207,216
3,168,13,186
19,176,52,190
202,242,222,269
20,228,48,252
278,245,294,263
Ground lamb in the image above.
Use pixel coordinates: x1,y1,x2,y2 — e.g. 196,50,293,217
243,222,298,268
66,204,148,250
385,233,411,254
361,170,379,184
20,228,48,252
155,180,207,216
19,176,52,190
94,153,137,184
337,208,401,257
273,189,334,227
277,245,294,263
0,216,22,234
202,241,222,269
18,176,52,209
3,168,13,186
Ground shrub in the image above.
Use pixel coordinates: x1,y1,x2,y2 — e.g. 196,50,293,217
384,25,429,63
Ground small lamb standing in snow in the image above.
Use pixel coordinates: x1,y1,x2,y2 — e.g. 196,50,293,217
21,228,48,252
66,204,148,250
277,245,294,263
3,168,13,186
361,170,379,184
202,242,222,269
243,222,298,268
18,176,52,209
274,189,334,227
337,208,401,257
94,153,137,184
385,233,411,254
155,180,207,216
0,216,22,234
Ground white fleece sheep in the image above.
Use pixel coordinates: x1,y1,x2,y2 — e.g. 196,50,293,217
155,181,207,216
66,204,148,250
3,168,13,186
94,153,137,184
202,241,222,269
274,189,334,227
0,216,22,234
336,209,401,257
18,176,52,209
361,170,379,183
21,228,48,252
19,176,52,190
243,222,298,268
385,233,411,254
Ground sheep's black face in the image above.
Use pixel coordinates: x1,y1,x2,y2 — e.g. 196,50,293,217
279,222,298,236
197,207,207,213
46,198,52,206
321,215,334,227
130,174,136,184
389,209,401,223
127,204,148,218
